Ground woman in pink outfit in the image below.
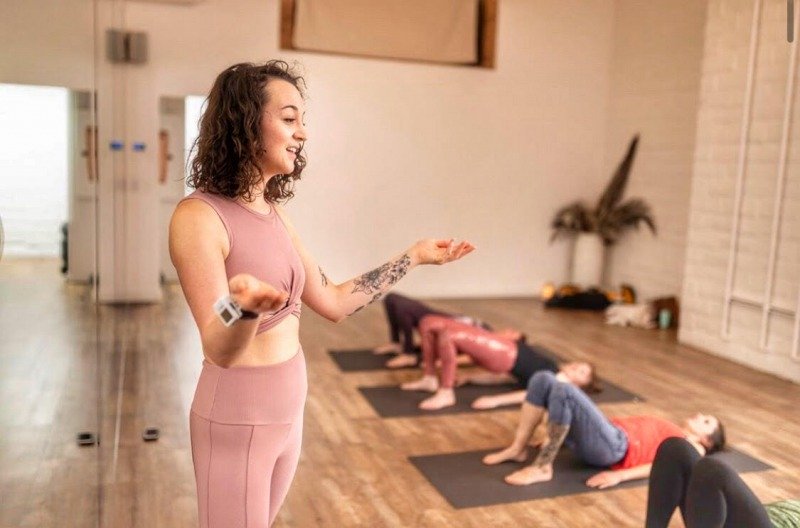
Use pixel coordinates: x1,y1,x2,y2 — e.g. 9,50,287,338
169,60,474,528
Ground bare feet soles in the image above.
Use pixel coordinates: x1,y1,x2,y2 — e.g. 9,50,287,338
386,353,418,368
482,447,529,465
419,389,456,410
401,375,438,392
373,342,402,355
504,464,553,486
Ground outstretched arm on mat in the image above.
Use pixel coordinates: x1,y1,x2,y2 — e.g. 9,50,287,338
586,464,652,489
471,390,526,410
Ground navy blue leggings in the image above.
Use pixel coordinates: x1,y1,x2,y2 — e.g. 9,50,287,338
646,437,772,528
526,371,627,467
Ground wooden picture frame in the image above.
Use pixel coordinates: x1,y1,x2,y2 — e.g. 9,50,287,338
279,0,497,68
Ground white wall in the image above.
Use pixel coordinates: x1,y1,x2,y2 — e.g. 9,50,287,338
2,0,618,299
0,0,95,91
681,0,800,383
122,0,616,298
8,0,723,300
603,0,708,301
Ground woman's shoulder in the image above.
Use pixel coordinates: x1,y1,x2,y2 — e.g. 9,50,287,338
174,193,221,221
171,192,230,239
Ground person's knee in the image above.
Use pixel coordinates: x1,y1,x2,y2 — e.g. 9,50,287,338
528,370,556,389
656,437,697,463
419,314,447,334
437,327,454,342
654,437,700,475
526,370,557,406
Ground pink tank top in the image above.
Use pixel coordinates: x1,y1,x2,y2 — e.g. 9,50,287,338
181,190,306,335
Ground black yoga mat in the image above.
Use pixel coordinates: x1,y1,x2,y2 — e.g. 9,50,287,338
358,381,642,419
329,348,421,372
409,447,773,509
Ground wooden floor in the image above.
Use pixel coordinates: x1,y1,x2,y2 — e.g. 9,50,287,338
2,258,800,527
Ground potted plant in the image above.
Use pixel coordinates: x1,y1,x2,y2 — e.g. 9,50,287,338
550,135,656,288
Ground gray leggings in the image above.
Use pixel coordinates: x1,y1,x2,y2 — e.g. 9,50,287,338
526,371,627,467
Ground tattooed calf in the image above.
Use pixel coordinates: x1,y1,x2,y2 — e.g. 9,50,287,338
532,423,570,467
352,255,411,295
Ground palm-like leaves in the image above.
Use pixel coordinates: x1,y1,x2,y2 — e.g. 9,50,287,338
598,198,656,244
550,134,656,246
595,135,639,219
549,201,592,242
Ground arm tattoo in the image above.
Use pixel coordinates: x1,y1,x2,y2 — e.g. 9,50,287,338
319,267,328,287
351,254,411,295
533,423,570,467
347,293,383,316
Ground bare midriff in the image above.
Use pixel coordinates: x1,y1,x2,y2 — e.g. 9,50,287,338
206,315,302,368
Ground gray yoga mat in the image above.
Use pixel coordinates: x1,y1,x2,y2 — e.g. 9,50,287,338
409,447,773,509
329,349,421,372
358,381,642,419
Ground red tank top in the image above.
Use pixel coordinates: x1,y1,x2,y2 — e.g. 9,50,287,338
181,190,306,335
610,416,685,469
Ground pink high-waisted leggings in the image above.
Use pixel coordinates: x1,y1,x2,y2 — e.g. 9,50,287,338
189,347,307,528
419,315,517,388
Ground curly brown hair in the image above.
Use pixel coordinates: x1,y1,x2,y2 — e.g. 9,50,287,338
187,60,307,203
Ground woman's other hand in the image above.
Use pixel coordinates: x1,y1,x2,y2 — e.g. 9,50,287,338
228,273,289,314
411,239,475,266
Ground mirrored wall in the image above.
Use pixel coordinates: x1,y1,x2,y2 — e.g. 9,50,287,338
0,1,100,526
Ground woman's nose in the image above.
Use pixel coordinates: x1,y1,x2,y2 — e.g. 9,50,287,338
295,123,307,142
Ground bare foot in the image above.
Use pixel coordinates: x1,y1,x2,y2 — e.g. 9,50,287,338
419,389,456,410
373,343,402,355
482,446,528,465
504,464,553,486
386,353,418,369
401,375,438,392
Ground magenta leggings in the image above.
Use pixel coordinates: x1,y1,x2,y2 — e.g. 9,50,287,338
189,348,307,528
419,315,517,388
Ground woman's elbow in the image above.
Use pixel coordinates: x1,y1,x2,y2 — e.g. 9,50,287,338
327,311,347,324
311,305,345,323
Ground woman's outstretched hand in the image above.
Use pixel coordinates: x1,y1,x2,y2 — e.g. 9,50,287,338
411,239,475,266
228,273,289,314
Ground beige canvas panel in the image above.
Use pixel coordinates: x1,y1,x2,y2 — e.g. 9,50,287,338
293,0,479,64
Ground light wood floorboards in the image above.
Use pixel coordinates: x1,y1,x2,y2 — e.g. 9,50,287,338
2,258,799,527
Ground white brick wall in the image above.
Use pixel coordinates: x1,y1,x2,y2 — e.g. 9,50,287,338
681,0,800,383
604,1,708,301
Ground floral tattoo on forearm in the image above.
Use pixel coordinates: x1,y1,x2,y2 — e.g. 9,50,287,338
319,266,328,287
351,254,411,295
348,293,383,316
533,423,570,467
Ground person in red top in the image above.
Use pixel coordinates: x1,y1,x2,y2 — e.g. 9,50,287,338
483,371,725,488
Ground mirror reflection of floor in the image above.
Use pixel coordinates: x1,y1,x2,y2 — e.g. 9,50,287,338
2,258,800,527
0,257,98,528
